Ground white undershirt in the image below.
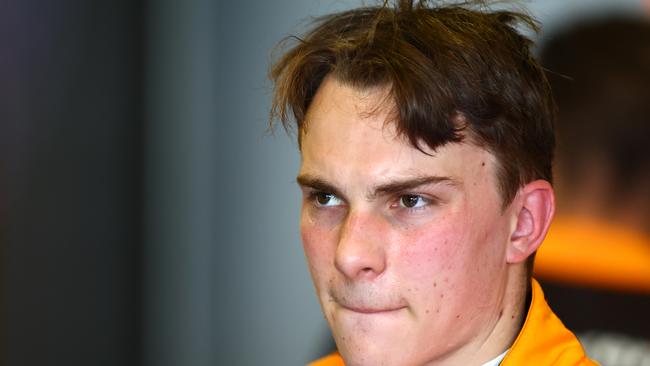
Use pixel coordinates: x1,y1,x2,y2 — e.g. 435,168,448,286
480,349,509,366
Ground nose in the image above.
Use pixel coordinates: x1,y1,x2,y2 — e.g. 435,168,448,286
335,211,387,280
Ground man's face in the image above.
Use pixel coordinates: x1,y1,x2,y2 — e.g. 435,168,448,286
297,78,518,366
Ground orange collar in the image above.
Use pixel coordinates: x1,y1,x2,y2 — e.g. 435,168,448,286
500,279,597,365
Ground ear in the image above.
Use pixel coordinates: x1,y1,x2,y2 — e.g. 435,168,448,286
507,180,555,264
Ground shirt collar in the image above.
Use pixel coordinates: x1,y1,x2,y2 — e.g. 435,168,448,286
480,349,508,366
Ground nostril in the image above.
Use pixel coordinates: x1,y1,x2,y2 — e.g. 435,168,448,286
358,267,376,277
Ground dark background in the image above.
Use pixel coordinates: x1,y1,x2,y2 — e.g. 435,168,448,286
1,1,144,365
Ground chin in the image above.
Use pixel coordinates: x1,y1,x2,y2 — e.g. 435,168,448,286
337,342,398,366
332,325,409,366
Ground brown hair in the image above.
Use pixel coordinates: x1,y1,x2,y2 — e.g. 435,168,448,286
270,0,556,206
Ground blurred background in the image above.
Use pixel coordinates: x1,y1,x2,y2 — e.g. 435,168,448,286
1,1,648,365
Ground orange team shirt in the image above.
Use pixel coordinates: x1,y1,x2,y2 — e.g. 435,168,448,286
308,279,598,366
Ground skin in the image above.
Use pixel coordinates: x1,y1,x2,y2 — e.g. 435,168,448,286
297,77,555,366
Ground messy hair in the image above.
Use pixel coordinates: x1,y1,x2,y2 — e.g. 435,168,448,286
270,0,556,206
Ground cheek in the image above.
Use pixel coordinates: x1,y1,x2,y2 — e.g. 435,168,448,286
394,210,503,299
300,216,336,279
396,214,467,278
388,218,471,328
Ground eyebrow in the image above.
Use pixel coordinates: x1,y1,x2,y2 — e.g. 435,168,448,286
296,175,345,199
296,174,458,200
371,175,457,198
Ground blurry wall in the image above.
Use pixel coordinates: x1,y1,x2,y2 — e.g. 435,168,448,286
142,0,218,365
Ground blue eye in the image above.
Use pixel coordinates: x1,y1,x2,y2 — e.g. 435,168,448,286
314,192,343,207
399,195,428,208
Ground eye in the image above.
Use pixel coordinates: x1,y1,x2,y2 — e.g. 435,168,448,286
313,192,344,207
399,194,428,209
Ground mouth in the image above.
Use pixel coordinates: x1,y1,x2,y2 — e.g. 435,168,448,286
339,304,407,314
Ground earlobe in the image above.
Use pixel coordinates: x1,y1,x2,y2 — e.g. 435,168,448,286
507,180,555,264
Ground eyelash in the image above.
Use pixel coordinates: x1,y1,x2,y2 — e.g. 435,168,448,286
308,191,345,207
306,191,436,213
395,194,435,213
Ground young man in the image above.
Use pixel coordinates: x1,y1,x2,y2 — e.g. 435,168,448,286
270,1,597,365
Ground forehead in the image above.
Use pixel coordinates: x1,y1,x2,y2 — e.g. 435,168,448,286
300,77,498,187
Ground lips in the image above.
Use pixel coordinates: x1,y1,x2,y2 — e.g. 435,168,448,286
329,287,407,314
339,303,407,314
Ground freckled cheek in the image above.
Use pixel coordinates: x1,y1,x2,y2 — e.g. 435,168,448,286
396,224,466,278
